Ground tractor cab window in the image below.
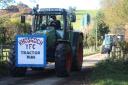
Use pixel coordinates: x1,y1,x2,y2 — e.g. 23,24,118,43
33,15,64,31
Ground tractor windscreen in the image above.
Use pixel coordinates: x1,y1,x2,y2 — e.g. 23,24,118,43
33,15,64,31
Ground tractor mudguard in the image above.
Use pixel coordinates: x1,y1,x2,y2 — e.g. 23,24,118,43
72,32,83,57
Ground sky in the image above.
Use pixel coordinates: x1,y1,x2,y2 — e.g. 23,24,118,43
16,0,101,10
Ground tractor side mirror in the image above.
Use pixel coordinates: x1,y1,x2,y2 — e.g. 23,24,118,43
21,15,26,23
70,14,76,22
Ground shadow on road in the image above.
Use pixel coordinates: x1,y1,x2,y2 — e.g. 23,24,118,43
55,67,94,85
14,69,56,85
0,68,57,85
90,59,128,85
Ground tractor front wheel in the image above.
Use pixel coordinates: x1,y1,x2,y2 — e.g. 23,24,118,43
55,43,72,77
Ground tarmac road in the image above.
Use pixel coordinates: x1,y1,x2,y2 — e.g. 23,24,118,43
0,53,106,85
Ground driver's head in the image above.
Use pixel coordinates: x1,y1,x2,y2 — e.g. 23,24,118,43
50,15,56,20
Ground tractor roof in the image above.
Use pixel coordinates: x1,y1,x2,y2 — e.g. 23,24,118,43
31,8,67,15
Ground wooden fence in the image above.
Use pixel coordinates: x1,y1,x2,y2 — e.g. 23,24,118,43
110,46,128,60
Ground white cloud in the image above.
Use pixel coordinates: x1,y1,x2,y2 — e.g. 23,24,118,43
16,0,100,10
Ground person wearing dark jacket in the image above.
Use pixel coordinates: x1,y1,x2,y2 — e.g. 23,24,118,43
50,15,61,29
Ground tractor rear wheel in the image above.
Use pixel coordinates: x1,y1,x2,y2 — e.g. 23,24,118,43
55,43,72,77
72,35,83,71
8,42,26,77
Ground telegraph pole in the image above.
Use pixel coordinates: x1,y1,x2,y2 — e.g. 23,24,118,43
96,23,98,50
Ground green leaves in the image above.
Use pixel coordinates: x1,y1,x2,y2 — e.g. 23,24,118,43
0,16,10,27
101,0,128,28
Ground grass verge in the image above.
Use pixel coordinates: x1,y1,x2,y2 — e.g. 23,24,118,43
83,47,100,56
0,62,9,76
91,59,128,85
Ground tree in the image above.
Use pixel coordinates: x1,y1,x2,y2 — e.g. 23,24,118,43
0,3,31,44
96,11,109,39
101,0,128,29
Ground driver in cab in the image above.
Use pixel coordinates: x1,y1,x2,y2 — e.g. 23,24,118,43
49,15,61,29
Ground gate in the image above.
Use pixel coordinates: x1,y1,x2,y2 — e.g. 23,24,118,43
0,45,10,63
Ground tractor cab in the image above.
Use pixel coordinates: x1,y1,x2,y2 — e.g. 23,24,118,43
31,8,66,31
101,34,116,54
21,8,76,33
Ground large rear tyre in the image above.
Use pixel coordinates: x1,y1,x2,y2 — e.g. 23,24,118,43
55,43,72,77
72,35,83,71
8,42,26,77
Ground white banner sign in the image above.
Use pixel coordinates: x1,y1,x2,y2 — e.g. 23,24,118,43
16,35,46,67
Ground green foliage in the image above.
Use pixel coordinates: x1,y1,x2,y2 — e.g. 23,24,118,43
95,11,110,39
101,0,128,28
118,41,128,53
83,47,100,56
91,11,110,46
0,16,10,44
0,3,31,44
10,18,30,33
97,24,109,38
0,16,30,44
73,10,100,48
84,34,96,47
91,59,128,85
0,16,10,27
0,62,9,76
8,18,31,42
87,35,95,46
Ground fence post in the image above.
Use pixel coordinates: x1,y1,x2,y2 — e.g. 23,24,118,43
0,45,2,62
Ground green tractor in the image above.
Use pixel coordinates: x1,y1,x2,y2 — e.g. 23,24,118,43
8,6,83,77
